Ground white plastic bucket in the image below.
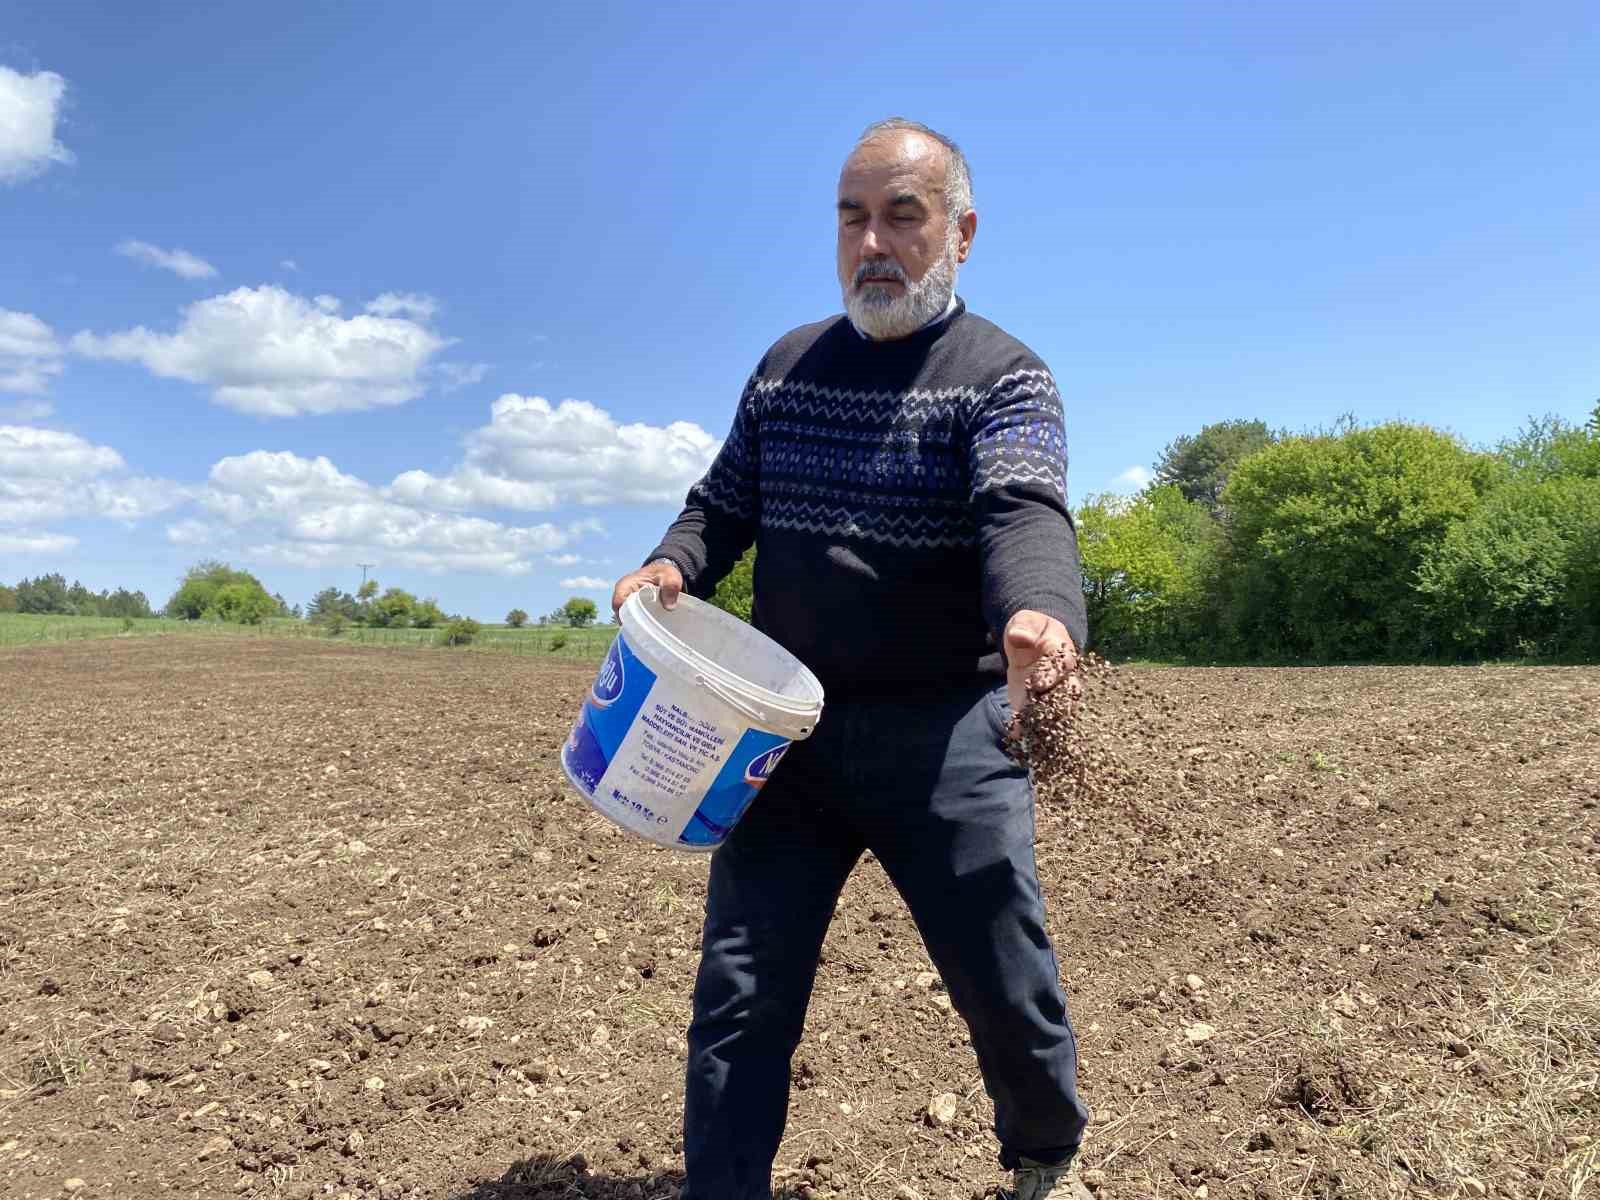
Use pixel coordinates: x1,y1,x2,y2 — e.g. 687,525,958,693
560,585,825,851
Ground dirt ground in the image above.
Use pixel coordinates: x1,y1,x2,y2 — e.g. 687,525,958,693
1,639,1595,1200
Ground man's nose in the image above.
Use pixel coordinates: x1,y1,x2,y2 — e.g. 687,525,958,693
859,219,885,256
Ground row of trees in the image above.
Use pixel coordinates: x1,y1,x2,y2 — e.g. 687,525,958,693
506,598,600,628
307,579,447,630
0,574,155,619
2,559,609,637
1079,405,1600,661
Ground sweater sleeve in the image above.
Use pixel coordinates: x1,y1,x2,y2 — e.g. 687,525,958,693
646,374,760,597
968,366,1089,653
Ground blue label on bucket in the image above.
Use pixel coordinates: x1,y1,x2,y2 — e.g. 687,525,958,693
562,634,657,795
677,728,792,847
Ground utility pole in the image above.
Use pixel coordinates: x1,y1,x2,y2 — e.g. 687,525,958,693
357,563,375,586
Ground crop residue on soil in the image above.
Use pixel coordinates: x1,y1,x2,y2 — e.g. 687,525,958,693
1,637,1597,1200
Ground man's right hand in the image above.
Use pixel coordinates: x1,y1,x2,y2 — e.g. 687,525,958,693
611,559,684,620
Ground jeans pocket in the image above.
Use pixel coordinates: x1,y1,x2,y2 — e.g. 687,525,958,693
982,685,1014,743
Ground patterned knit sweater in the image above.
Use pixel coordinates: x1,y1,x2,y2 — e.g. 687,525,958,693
649,298,1087,699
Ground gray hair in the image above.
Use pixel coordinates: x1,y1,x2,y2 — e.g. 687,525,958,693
854,117,973,227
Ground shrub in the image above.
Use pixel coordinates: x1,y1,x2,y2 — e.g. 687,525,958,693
1077,485,1219,658
506,608,529,628
1220,422,1495,659
548,630,569,652
710,548,754,622
411,598,445,629
1416,476,1600,657
368,587,416,628
438,618,481,647
321,612,348,636
559,597,598,628
167,561,276,623
203,581,275,625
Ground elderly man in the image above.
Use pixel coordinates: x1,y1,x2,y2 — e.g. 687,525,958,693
610,118,1091,1200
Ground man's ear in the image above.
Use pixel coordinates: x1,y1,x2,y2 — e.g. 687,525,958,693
956,209,978,263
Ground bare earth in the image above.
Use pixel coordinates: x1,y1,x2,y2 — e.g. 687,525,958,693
1,638,1595,1200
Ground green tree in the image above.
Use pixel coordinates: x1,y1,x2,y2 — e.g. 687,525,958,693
205,581,275,625
1220,422,1495,660
1415,476,1600,658
66,580,99,615
16,573,70,614
1077,486,1219,657
1496,414,1600,482
353,577,380,625
102,588,152,619
1153,419,1277,514
709,547,755,622
308,587,357,623
368,587,416,628
505,608,530,628
1565,511,1600,656
561,597,598,628
167,561,275,622
0,584,15,613
411,598,445,628
438,617,481,647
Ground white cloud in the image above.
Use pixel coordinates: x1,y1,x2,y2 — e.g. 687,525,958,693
366,292,438,320
280,259,299,272
188,449,578,575
560,575,610,590
115,239,219,280
0,398,53,422
388,393,718,511
546,552,582,566
0,530,76,554
436,361,490,391
166,517,221,545
1111,465,1154,491
0,425,186,529
0,308,65,396
0,67,73,185
72,285,451,417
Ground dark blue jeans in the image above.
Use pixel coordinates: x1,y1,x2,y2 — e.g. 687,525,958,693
682,681,1089,1200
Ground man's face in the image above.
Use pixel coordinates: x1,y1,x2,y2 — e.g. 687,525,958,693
836,131,975,339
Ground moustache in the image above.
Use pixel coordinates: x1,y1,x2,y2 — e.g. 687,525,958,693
853,259,907,288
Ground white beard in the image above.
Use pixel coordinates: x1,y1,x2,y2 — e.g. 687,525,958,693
843,234,959,340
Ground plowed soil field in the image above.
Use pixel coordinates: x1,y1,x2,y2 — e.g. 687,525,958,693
1,639,1595,1200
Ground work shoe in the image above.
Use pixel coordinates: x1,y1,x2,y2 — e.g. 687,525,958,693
1002,1157,1094,1200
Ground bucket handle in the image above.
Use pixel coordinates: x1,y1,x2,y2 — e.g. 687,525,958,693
693,672,774,728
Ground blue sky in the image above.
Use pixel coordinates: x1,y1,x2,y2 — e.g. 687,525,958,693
3,3,1597,618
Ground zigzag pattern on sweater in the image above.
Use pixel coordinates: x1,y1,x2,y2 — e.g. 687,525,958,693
972,458,1068,498
751,377,986,407
690,473,755,521
762,477,971,511
755,389,977,428
761,498,977,549
761,420,961,448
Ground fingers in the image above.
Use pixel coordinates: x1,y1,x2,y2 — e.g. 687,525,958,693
611,562,685,619
610,577,638,620
1003,610,1060,670
656,570,681,610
